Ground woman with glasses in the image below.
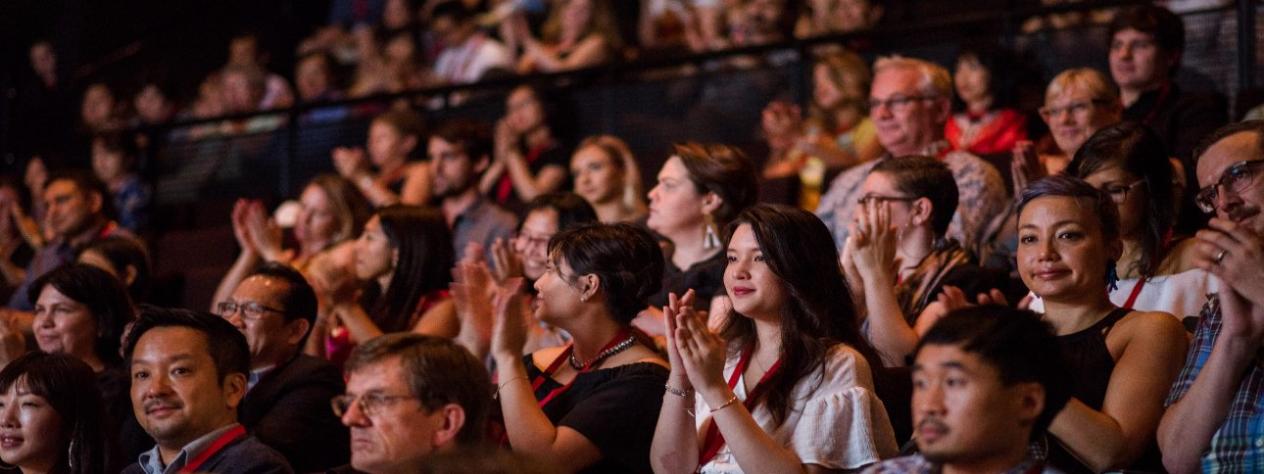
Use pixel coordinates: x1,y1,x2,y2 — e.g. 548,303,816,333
842,156,1007,366
650,204,897,473
0,351,112,474
1030,122,1215,322
489,223,668,473
27,263,142,462
309,205,454,368
1015,175,1185,473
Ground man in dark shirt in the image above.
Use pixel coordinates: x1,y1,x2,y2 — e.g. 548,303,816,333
123,307,292,474
215,263,349,471
1109,4,1226,164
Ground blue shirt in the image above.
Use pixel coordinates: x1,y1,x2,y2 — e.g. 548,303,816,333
136,423,241,474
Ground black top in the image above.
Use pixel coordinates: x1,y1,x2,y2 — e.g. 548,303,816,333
98,365,152,468
1122,82,1226,163
649,250,726,311
240,354,350,472
492,142,572,215
521,355,669,474
1049,308,1162,473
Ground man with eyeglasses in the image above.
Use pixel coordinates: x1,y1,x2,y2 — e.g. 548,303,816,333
817,55,1006,255
216,263,348,472
1159,120,1264,473
330,333,491,473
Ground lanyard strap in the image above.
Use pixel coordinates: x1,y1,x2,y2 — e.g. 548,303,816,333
696,345,783,470
179,425,247,473
1122,277,1147,310
531,328,632,408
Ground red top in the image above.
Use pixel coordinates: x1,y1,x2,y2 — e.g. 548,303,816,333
945,108,1028,156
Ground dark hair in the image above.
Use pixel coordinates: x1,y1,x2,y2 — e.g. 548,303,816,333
718,204,877,427
1109,5,1185,55
92,132,139,169
0,352,108,474
916,306,1073,439
1067,122,1174,277
1193,120,1264,165
124,306,251,382
870,156,959,239
521,192,599,232
45,169,116,221
307,174,372,245
953,41,1020,110
430,0,475,24
29,263,134,367
345,334,491,445
245,262,318,326
432,119,493,167
372,205,454,333
78,236,152,302
1017,175,1121,245
547,223,664,325
672,142,759,227
373,108,426,142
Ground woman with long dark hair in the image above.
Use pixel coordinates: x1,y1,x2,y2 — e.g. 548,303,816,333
651,204,897,473
0,351,110,474
312,205,454,367
490,223,669,473
1015,175,1186,472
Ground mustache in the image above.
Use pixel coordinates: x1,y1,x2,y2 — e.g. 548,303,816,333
144,399,181,412
918,417,948,433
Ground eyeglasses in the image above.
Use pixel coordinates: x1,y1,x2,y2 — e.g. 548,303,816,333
515,231,551,249
856,194,917,206
330,392,420,418
214,301,285,322
1039,100,1107,120
1195,159,1264,213
1098,179,1146,204
867,95,936,113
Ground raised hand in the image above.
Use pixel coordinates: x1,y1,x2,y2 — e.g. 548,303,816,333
230,199,257,255
489,237,524,282
1217,285,1264,349
664,290,697,387
1195,218,1264,307
0,310,27,366
850,199,899,280
1011,140,1043,195
490,278,528,361
673,292,728,398
332,147,369,179
243,201,287,262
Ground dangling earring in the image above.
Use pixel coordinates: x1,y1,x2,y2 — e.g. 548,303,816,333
67,438,76,471
703,213,721,250
1105,260,1119,292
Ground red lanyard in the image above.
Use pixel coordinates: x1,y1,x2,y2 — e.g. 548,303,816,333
179,425,246,473
531,329,632,408
1122,278,1146,310
697,345,783,470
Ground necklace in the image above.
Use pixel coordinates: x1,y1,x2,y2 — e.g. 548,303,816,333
568,334,637,370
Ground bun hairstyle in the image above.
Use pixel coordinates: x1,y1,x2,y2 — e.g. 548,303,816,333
546,223,664,325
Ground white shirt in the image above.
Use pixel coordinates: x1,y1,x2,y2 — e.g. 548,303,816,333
433,34,512,84
1029,268,1219,322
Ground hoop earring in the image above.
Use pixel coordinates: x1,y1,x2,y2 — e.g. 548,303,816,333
703,214,721,250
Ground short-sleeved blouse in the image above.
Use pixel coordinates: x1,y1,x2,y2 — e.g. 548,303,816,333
523,356,670,474
694,344,900,472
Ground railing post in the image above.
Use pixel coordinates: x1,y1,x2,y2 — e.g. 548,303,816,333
1238,0,1257,93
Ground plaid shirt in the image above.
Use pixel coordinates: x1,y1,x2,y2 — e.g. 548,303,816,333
1165,294,1264,472
862,454,1062,474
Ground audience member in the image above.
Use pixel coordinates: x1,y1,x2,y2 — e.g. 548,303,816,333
569,135,647,224
27,263,148,459
0,351,112,474
1015,175,1186,472
223,31,294,110
762,50,880,209
431,120,518,259
490,223,668,473
482,85,571,213
313,205,455,367
123,307,292,473
510,0,623,73
794,0,884,37
431,1,513,84
79,82,121,133
334,333,492,473
844,157,1006,366
1060,122,1214,320
132,81,177,126
946,43,1028,157
90,133,151,233
647,143,759,316
334,109,433,207
77,235,152,303
651,204,898,472
1109,4,1225,163
7,170,128,311
1159,120,1264,473
0,178,35,302
216,263,349,471
863,306,1072,474
294,52,351,123
816,56,1007,254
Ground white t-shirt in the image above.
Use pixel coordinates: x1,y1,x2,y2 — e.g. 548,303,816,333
1029,268,1219,321
694,344,899,473
433,34,512,84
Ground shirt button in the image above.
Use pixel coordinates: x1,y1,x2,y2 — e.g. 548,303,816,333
1256,438,1264,448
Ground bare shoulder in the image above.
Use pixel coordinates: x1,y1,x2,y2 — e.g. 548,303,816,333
1117,310,1187,348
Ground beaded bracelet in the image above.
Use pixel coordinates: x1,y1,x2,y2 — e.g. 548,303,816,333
664,384,693,398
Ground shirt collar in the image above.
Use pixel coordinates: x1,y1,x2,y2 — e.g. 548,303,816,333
136,423,242,474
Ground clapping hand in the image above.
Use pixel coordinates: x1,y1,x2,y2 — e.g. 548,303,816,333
849,199,900,282
490,278,528,362
489,237,524,282
1195,218,1264,307
671,290,728,400
1011,140,1044,195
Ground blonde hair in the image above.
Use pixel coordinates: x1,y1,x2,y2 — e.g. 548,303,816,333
1045,68,1119,105
873,55,952,99
576,135,647,219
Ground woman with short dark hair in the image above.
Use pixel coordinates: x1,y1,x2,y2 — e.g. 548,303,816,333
0,351,111,474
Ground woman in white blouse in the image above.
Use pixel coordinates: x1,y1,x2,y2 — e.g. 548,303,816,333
650,204,898,473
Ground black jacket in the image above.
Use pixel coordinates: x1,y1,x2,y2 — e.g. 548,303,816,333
240,354,350,472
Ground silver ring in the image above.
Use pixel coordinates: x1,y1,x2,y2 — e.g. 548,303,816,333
1216,249,1228,264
